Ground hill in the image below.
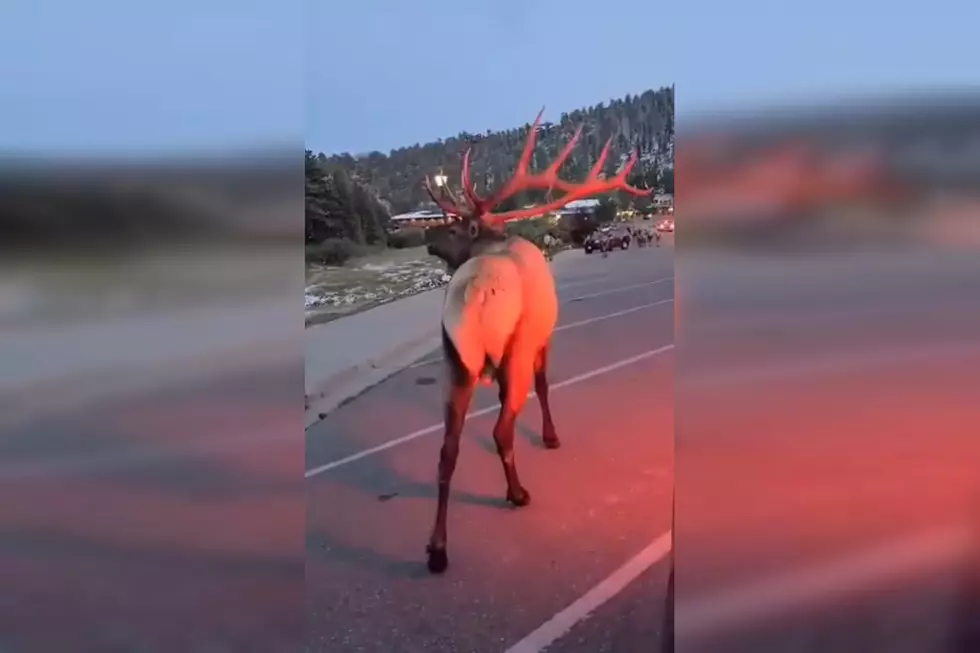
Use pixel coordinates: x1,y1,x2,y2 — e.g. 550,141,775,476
305,86,674,260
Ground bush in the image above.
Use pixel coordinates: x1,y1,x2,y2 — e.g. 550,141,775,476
595,197,618,223
554,221,576,245
387,228,426,249
554,213,597,245
305,238,363,266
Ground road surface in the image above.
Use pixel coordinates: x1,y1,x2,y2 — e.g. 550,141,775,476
306,241,676,653
308,242,980,653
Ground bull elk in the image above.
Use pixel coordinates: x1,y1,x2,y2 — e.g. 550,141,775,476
422,109,652,574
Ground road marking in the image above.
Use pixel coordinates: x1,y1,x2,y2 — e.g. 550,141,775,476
564,277,673,303
505,531,673,653
305,343,674,478
556,298,673,332
407,298,674,369
556,274,612,290
675,526,973,643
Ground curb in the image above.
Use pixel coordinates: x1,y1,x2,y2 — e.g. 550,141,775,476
304,328,442,429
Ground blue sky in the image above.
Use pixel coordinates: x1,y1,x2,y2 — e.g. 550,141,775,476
308,0,975,155
0,0,974,156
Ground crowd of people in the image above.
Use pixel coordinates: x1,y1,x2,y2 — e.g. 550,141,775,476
531,222,667,261
585,224,662,255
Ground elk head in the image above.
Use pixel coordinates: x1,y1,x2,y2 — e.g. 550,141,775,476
423,108,653,273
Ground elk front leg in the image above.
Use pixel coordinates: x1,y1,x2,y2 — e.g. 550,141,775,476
494,360,533,507
534,345,560,449
426,378,475,574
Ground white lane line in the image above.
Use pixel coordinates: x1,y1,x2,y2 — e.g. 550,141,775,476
564,277,673,303
556,274,612,290
557,298,673,333
675,526,973,643
407,299,674,370
505,531,673,653
305,343,674,478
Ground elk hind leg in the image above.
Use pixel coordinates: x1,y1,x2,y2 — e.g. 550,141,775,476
534,345,560,449
427,330,476,574
494,355,533,507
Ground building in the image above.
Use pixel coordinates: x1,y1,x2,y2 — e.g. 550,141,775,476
387,209,452,230
557,198,600,217
653,193,674,214
389,196,612,232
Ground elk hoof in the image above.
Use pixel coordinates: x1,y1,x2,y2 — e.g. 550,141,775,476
506,487,532,507
543,436,561,450
426,544,448,574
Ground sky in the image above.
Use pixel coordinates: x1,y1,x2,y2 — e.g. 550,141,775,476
307,0,975,155
0,0,974,157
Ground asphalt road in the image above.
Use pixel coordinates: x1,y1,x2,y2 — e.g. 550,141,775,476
306,240,676,653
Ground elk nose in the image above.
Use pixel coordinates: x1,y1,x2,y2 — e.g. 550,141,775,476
426,243,438,256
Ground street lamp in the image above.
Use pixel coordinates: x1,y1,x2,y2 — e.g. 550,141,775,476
432,171,450,224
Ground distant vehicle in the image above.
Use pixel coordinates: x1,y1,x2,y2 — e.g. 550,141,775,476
657,219,674,233
583,227,630,254
583,231,604,254
605,227,631,250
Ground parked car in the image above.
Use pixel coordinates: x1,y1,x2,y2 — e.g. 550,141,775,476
584,226,632,253
583,231,605,254
606,230,631,252
607,227,631,249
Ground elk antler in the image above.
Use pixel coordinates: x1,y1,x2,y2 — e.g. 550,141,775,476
422,175,470,219
423,108,653,224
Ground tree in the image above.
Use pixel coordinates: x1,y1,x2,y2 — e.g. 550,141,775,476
305,150,393,248
306,150,344,242
328,169,363,243
309,86,674,216
595,197,617,223
352,184,387,246
304,86,675,260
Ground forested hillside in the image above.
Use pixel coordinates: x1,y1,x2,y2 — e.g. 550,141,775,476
306,86,674,257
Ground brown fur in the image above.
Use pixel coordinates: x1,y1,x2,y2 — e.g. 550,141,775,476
425,220,560,575
421,109,653,574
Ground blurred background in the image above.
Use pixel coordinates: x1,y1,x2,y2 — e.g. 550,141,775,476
2,0,978,651
0,2,305,652
675,93,980,652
